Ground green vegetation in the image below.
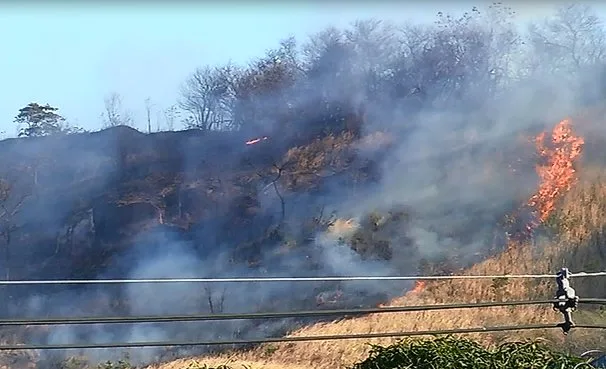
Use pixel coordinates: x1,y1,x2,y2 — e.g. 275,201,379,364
87,336,598,369
351,337,594,369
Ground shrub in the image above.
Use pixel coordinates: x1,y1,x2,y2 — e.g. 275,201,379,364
350,336,593,369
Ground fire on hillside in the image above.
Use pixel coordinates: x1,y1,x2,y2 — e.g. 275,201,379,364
506,119,585,243
245,136,269,145
413,119,585,295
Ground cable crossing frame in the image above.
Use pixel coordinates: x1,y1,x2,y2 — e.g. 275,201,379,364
0,268,603,350
1,270,606,284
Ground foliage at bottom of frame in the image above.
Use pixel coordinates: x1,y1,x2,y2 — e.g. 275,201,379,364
352,336,595,369
62,336,599,369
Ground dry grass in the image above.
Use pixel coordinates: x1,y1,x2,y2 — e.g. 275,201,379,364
146,356,310,369
152,167,606,369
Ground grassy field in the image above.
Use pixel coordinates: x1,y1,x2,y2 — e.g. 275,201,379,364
141,337,595,369
142,167,606,369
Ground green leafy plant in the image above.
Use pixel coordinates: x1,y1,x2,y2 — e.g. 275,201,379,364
350,336,594,369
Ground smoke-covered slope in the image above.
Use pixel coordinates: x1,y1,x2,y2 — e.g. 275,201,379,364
5,3,606,369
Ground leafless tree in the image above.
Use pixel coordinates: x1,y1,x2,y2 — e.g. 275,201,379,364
0,172,33,313
179,64,238,131
204,284,227,313
155,110,162,132
101,93,133,128
163,105,180,131
265,164,286,223
345,19,399,96
302,27,345,68
247,158,291,224
528,4,606,74
144,97,155,134
481,3,524,83
229,37,303,133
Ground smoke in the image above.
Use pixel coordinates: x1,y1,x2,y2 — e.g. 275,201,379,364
1,3,606,368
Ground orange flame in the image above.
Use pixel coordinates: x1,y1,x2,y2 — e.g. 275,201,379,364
527,119,584,227
411,280,426,294
506,119,584,242
245,136,269,145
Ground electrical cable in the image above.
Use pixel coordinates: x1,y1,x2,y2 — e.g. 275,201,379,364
5,298,606,326
3,324,606,350
1,271,605,284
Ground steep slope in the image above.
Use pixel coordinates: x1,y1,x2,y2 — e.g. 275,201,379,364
176,174,606,369
0,115,596,369
157,118,606,369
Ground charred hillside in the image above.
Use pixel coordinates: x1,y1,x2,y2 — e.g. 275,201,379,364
1,112,545,290
0,101,555,368
0,123,366,280
5,3,606,368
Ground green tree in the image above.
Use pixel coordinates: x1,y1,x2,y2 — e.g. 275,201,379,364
14,103,67,137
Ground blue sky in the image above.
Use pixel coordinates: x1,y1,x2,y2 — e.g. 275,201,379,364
0,2,562,137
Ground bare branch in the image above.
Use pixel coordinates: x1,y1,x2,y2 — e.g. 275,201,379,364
101,93,133,128
179,64,238,131
528,4,606,74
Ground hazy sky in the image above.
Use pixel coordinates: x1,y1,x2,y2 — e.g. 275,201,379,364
0,2,569,137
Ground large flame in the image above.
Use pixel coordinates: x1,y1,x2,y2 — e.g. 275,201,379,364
504,119,585,243
412,119,584,295
528,119,584,224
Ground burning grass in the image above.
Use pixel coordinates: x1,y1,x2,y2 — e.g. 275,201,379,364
148,119,606,369
171,170,606,369
506,119,585,243
529,119,585,226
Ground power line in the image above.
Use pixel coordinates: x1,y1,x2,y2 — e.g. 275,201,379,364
2,271,606,285
3,324,606,350
7,298,606,326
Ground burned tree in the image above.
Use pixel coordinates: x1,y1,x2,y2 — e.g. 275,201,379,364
0,171,33,314
203,283,227,314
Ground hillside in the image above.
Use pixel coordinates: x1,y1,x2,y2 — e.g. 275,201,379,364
3,110,602,369
144,114,606,369
5,3,606,369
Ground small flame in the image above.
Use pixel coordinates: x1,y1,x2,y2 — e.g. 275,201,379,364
245,136,269,145
411,280,426,294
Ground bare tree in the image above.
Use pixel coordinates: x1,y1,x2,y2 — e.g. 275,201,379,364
245,157,289,225
179,64,238,131
345,19,399,97
232,38,301,132
144,97,155,134
528,4,606,74
0,172,33,313
163,105,180,131
481,3,524,84
155,110,162,132
204,284,227,314
101,93,133,128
